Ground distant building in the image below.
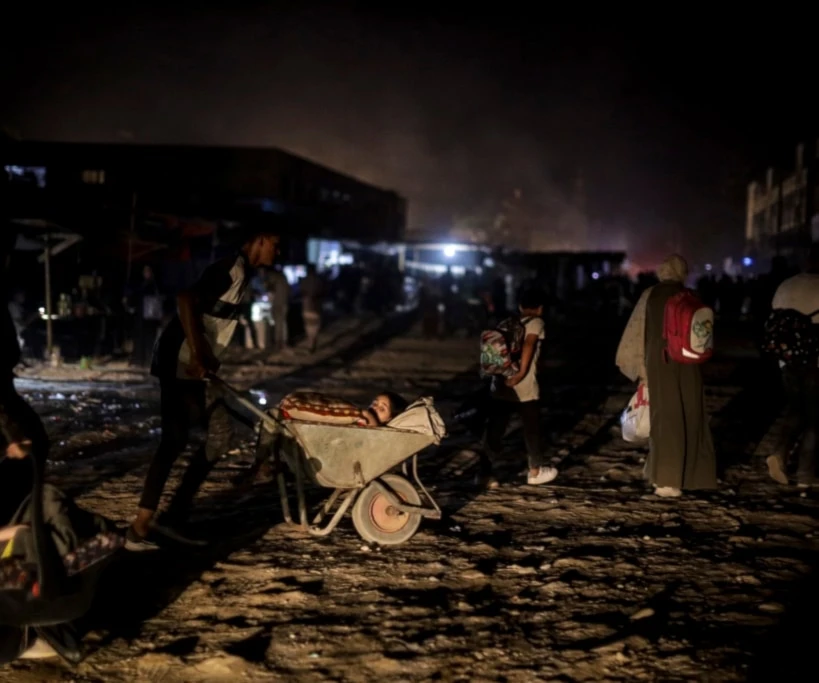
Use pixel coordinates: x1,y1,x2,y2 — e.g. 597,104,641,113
746,141,818,268
1,140,406,247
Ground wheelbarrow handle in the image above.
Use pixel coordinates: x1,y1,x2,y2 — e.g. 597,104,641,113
206,373,283,426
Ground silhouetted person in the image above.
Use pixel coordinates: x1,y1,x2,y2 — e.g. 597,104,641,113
129,265,164,367
766,245,819,486
267,265,290,351
300,264,322,352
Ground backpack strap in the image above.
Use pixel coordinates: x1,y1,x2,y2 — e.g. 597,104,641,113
23,445,66,602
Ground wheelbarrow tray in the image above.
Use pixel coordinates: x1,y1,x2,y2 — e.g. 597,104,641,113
284,421,435,489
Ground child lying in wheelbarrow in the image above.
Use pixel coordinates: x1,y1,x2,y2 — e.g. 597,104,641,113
233,391,411,485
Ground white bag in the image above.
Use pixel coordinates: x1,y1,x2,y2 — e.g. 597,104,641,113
387,397,447,445
620,383,650,443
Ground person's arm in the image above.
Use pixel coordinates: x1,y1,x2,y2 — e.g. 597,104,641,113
178,260,232,378
178,290,218,378
506,333,539,387
358,408,379,427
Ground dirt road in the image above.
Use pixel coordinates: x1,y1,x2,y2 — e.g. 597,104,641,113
3,322,818,681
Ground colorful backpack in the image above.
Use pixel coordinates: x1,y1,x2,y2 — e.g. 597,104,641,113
663,290,714,364
479,317,529,378
762,308,819,366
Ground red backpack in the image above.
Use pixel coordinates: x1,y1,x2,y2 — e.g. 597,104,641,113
663,289,714,364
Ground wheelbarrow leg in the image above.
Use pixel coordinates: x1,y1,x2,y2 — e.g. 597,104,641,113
308,489,358,537
411,454,442,520
313,488,343,526
294,458,308,528
277,472,293,524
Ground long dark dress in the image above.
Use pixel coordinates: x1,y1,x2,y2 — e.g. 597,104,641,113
644,281,717,490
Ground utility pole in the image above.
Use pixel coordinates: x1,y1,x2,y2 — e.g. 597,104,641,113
804,141,816,259
44,234,53,358
124,190,137,293
775,172,784,258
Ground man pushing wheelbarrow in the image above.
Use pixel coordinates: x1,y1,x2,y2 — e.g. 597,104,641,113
125,228,280,551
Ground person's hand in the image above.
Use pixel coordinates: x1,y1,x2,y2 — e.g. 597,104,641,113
6,440,32,459
505,373,523,388
187,348,220,379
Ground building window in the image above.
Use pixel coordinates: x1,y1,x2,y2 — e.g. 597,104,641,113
753,212,766,239
82,170,106,184
4,165,46,188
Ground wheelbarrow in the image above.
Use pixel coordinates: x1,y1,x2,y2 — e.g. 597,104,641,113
211,376,442,545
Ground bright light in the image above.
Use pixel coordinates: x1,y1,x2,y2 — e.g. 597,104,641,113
443,244,458,258
258,397,268,406
742,257,753,267
705,264,713,272
591,272,600,280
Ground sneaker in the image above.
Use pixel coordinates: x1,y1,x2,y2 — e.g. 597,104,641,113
766,455,789,485
654,486,682,498
475,472,500,490
19,638,59,660
124,526,160,552
150,521,208,547
527,466,559,486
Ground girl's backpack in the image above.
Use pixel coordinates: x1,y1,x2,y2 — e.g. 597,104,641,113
479,316,530,378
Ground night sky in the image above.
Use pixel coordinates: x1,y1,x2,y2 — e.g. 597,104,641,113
2,7,816,266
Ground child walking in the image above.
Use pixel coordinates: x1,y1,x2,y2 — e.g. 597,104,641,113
480,285,558,487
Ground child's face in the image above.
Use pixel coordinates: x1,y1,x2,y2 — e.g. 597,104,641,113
370,395,392,424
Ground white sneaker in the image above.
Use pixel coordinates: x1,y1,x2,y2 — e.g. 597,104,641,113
654,486,682,498
19,638,58,660
527,466,558,486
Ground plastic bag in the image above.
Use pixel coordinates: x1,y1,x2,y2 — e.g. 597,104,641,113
620,383,650,443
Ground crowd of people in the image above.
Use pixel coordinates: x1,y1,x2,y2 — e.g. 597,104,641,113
2,197,819,664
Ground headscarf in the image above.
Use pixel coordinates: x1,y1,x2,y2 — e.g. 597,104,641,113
656,253,688,284
615,254,688,382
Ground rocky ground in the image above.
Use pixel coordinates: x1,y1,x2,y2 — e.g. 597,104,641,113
2,315,818,682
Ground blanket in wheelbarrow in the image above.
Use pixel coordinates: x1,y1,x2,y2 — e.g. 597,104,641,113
279,392,363,425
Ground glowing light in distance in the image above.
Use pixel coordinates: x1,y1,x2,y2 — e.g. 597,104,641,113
443,245,458,258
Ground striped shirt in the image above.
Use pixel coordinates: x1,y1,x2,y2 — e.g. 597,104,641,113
152,253,249,380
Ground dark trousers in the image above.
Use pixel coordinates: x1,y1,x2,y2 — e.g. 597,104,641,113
0,627,26,664
481,398,545,472
133,319,160,367
778,365,819,484
138,378,241,520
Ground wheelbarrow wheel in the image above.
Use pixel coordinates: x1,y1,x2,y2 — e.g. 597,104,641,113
351,473,422,545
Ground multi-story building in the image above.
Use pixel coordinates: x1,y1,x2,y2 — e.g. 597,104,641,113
746,141,819,268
